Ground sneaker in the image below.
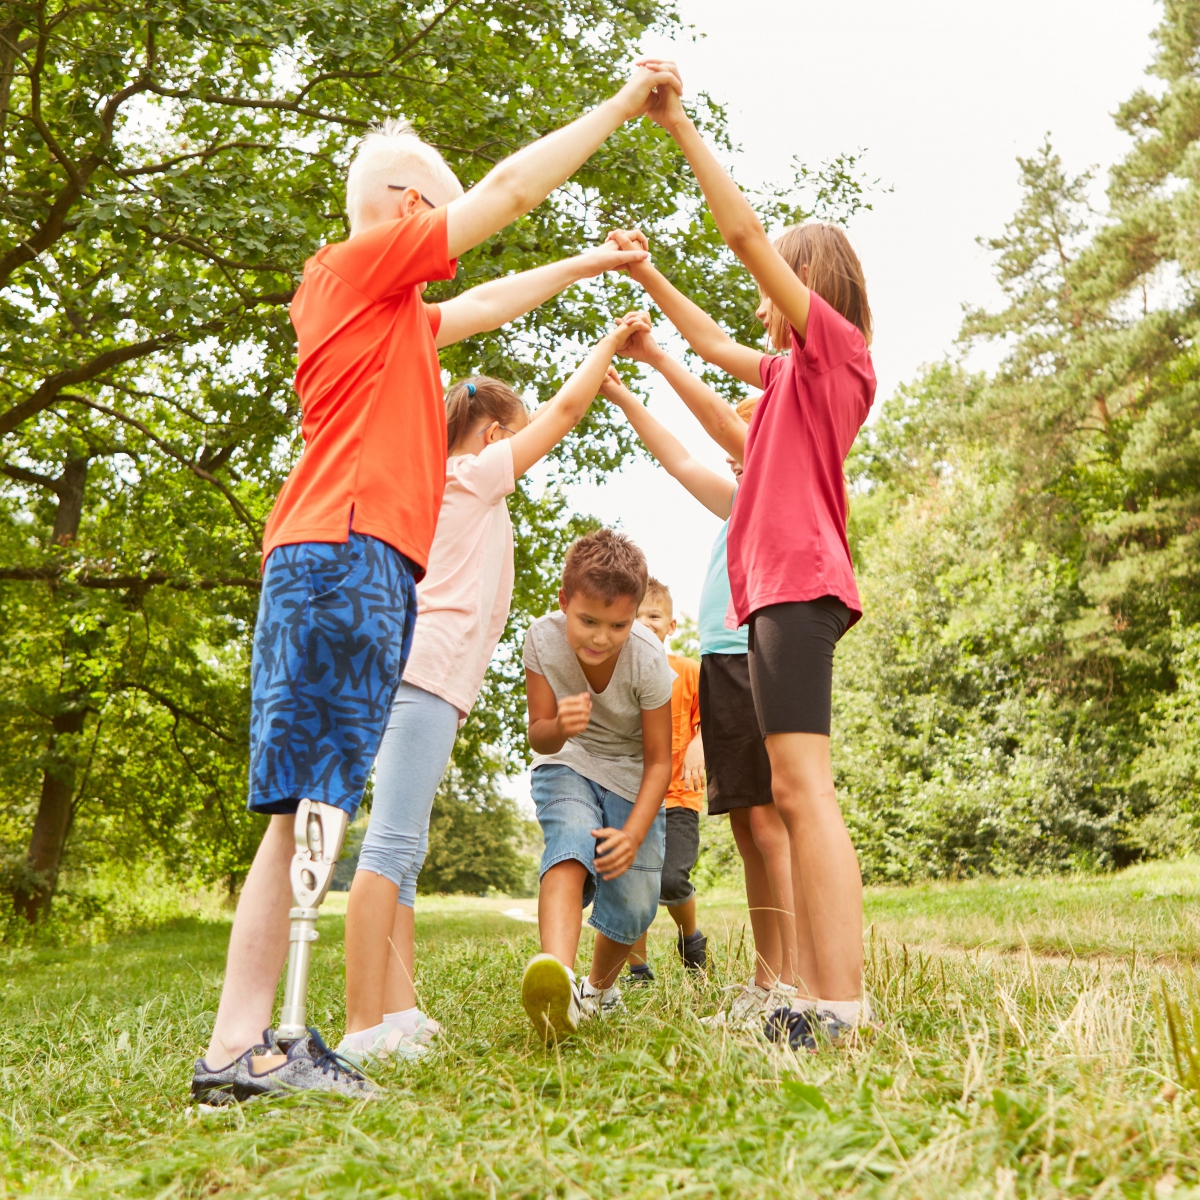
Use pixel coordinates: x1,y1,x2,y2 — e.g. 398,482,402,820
812,1009,877,1047
627,962,655,986
701,981,769,1028
522,954,580,1042
764,1006,816,1053
404,1010,441,1045
237,1028,376,1099
335,1023,429,1070
191,1028,278,1104
678,929,708,971
578,978,624,1019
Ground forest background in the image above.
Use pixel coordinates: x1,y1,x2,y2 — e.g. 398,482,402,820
1,0,1198,937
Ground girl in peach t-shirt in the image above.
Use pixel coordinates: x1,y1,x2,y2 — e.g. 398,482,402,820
337,319,648,1065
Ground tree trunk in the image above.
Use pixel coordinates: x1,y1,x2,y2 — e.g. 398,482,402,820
14,710,86,922
13,456,92,922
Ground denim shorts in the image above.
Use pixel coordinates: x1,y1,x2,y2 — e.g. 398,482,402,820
531,763,665,946
247,533,418,817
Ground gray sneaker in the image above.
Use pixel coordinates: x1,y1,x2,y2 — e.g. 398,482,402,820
235,1028,376,1100
191,1028,279,1104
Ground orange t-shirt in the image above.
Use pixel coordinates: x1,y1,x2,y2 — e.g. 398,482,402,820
665,653,703,811
261,208,458,577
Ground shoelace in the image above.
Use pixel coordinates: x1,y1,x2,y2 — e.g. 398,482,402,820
305,1027,366,1082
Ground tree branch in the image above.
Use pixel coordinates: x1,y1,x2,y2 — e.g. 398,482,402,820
144,84,369,128
0,565,259,591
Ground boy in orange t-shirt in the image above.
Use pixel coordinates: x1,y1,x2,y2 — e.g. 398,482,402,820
628,577,708,978
194,61,687,1104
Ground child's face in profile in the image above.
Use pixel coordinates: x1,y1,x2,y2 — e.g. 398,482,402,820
559,589,639,666
726,454,743,480
636,595,676,645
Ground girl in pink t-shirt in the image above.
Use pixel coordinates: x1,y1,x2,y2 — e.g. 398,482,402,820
606,67,876,1049
338,319,648,1065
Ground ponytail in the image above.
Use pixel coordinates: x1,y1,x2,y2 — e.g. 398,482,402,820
445,376,526,451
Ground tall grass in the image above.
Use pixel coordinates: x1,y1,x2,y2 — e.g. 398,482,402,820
2,872,1200,1197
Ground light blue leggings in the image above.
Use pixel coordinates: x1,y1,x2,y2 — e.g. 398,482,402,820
357,680,459,906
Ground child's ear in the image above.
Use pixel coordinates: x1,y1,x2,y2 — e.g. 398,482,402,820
558,588,567,612
669,618,677,637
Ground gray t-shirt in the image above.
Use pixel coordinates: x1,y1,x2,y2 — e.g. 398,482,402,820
523,611,675,802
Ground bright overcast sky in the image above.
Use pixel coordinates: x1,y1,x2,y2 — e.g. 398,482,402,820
555,0,1161,620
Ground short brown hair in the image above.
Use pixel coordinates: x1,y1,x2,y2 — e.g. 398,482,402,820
561,528,648,605
642,576,673,615
775,223,873,346
445,376,526,451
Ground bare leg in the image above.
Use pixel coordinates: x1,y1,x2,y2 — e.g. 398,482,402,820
382,903,417,1014
627,931,649,968
538,860,588,968
729,807,782,987
205,815,293,1068
765,733,862,1001
589,932,636,989
747,802,801,989
343,868,400,1034
667,895,697,938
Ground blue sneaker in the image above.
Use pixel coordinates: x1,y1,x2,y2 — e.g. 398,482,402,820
191,1028,279,1105
236,1028,376,1100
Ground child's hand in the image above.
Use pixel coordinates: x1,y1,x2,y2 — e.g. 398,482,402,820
554,692,592,740
616,311,660,363
591,826,641,880
681,735,705,793
613,60,683,123
610,314,651,352
606,228,650,255
598,366,634,407
576,243,649,278
634,58,688,130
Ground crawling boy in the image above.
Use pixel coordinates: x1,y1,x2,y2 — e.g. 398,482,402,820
521,529,673,1039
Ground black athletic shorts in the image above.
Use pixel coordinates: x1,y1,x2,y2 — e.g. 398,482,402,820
698,653,774,815
660,807,700,906
747,597,853,737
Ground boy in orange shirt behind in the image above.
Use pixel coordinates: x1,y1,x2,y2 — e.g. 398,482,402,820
628,577,707,978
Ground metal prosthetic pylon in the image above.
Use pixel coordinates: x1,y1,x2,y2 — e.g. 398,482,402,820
276,799,350,1047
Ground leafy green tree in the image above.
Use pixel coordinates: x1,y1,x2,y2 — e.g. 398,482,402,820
1,0,870,916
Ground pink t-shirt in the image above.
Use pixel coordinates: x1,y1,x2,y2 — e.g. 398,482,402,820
401,440,516,718
726,292,876,628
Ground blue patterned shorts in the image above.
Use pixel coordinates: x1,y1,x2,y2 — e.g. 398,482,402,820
248,533,418,816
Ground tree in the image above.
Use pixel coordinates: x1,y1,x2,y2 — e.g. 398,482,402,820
2,0,872,916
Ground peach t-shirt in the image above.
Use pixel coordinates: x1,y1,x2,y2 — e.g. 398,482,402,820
402,440,516,718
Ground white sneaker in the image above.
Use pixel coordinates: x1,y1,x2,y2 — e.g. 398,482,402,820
522,954,581,1042
335,1023,428,1070
397,1009,440,1046
701,980,774,1028
580,979,624,1019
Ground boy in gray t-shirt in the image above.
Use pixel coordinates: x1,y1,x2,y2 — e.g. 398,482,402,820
520,528,674,1041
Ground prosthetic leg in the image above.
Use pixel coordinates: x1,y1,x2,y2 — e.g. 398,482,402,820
276,799,350,1047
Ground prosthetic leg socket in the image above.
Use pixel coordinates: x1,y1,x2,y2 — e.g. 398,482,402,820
276,799,349,1046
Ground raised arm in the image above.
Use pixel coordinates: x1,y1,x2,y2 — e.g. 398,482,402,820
598,368,734,520
606,230,764,387
443,62,682,260
507,320,648,479
435,244,648,348
636,81,811,342
617,317,749,462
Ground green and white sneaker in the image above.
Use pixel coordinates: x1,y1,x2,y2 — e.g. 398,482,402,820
335,1023,429,1070
522,953,581,1042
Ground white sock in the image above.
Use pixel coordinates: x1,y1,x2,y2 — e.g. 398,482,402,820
581,976,602,997
382,1007,421,1036
790,996,817,1014
340,1022,387,1050
820,1000,863,1025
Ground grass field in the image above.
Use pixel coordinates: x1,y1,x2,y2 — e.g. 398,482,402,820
4,861,1200,1198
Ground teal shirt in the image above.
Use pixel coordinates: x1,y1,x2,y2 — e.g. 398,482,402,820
698,519,749,655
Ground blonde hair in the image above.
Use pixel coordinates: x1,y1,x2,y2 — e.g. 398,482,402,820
345,118,463,235
775,223,873,346
642,576,673,615
735,397,759,424
445,377,526,452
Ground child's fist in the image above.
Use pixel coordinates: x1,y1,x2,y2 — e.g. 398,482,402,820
599,366,632,405
615,60,683,123
578,243,649,277
611,314,651,351
555,692,592,739
615,311,659,362
591,826,640,880
606,228,650,254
